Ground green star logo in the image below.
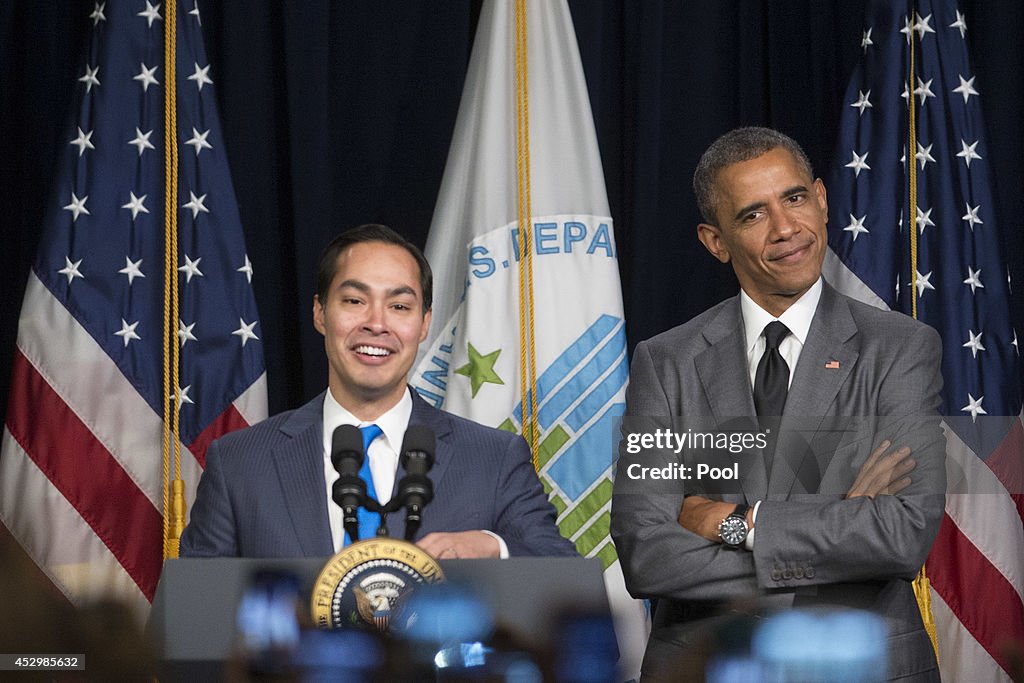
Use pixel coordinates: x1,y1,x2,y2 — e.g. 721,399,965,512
455,343,504,398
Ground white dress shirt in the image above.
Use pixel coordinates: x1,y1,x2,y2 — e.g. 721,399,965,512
740,277,822,390
322,390,411,552
321,389,509,556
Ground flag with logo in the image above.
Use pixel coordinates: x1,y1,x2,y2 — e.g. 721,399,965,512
824,1,1024,679
0,0,267,615
410,0,647,677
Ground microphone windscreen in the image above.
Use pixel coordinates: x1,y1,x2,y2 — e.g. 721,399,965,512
401,426,435,459
331,424,364,459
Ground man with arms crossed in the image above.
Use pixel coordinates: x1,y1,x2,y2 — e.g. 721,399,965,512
182,224,575,560
611,128,945,681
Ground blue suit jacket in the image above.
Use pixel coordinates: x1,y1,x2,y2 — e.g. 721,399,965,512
181,389,577,558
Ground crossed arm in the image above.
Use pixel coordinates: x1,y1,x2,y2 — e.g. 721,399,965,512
678,438,917,541
611,325,946,601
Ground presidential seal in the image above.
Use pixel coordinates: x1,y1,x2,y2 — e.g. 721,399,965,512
310,538,445,632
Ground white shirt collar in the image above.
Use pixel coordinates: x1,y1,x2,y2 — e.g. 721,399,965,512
740,277,823,355
322,387,413,454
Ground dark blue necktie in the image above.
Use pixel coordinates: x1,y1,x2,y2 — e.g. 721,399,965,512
343,424,383,546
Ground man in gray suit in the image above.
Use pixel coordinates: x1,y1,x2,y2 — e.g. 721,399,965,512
610,128,945,680
182,224,576,560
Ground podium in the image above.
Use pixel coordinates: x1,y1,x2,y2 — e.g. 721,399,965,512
149,556,612,680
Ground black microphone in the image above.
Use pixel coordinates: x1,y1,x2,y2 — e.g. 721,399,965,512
397,426,435,541
330,424,366,542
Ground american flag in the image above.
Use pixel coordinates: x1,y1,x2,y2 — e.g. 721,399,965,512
824,0,1024,679
0,0,267,615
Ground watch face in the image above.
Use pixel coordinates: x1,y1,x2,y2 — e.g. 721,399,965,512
719,516,747,546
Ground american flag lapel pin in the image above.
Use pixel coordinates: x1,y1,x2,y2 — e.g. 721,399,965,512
824,360,840,369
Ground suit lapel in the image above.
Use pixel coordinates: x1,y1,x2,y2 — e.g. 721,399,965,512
387,390,455,540
694,298,767,502
272,394,334,556
769,283,859,496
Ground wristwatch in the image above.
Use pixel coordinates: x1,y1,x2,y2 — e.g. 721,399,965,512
718,503,750,547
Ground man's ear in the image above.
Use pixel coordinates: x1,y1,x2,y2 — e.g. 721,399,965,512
419,309,432,343
312,295,326,335
697,223,731,263
814,178,828,223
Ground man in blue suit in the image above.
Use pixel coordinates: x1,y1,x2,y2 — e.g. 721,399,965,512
181,224,576,559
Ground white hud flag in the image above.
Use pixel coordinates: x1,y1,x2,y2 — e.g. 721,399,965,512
411,0,647,678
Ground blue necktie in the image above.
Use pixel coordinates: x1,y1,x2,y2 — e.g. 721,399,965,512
344,424,383,546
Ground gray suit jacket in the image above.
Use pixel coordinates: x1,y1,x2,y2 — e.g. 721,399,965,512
610,282,945,681
181,388,577,558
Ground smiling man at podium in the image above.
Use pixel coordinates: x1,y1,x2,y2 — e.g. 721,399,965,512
181,224,575,560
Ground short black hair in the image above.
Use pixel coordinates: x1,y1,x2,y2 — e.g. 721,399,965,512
693,127,814,225
315,224,433,312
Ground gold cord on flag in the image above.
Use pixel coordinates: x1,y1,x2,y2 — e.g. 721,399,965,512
907,9,939,660
162,0,187,560
514,0,540,467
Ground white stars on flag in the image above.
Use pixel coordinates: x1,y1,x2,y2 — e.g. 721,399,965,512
911,270,935,297
138,1,162,28
237,254,254,283
949,11,967,39
963,267,984,294
957,140,981,168
915,142,936,170
119,257,145,285
171,385,195,408
962,203,983,231
912,13,935,39
178,321,198,347
79,65,100,93
58,257,84,284
961,393,986,422
850,90,873,115
115,319,141,347
861,28,873,52
184,128,212,156
182,191,210,218
845,150,871,177
915,206,935,234
962,330,985,358
64,192,90,221
843,214,869,241
89,2,106,25
187,63,213,91
128,128,155,156
70,127,95,156
133,63,159,92
953,75,979,104
178,254,204,283
121,191,149,220
914,77,936,106
232,319,260,347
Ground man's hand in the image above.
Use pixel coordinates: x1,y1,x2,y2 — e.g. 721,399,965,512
677,496,748,542
846,439,915,499
417,531,500,559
